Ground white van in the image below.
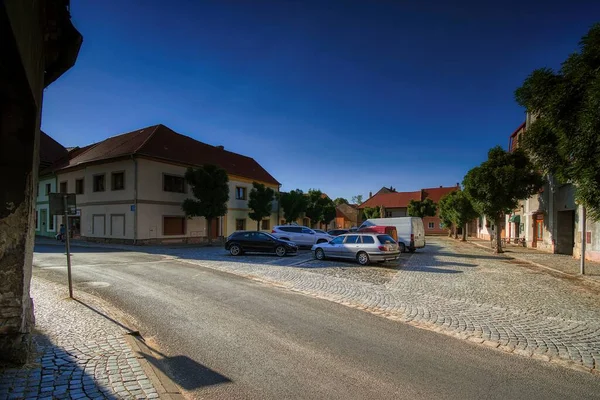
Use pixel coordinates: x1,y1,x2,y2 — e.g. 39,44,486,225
358,217,426,252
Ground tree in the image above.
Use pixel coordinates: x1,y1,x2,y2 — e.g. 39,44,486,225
320,199,337,231
182,164,229,244
441,191,479,241
305,189,326,227
248,182,275,231
407,198,437,218
515,23,600,221
351,194,364,205
463,146,543,253
438,194,455,238
280,189,308,224
362,206,380,220
334,197,349,206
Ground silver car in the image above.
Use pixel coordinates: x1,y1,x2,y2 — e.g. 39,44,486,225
271,225,333,246
311,233,401,265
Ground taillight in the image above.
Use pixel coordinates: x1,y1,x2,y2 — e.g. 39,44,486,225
378,245,387,251
271,230,276,233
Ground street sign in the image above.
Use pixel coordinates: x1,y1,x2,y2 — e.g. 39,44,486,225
49,193,77,216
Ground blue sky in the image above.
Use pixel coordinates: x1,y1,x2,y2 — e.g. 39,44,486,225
42,0,600,201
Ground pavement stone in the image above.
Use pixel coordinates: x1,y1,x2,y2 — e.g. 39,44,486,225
0,278,161,399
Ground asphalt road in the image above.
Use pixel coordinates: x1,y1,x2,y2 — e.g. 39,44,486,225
33,244,600,400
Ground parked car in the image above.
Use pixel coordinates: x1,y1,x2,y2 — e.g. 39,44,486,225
359,217,425,253
225,231,298,257
313,229,328,235
312,233,400,265
327,229,349,236
271,225,333,246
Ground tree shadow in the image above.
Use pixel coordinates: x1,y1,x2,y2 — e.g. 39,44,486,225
403,265,463,274
73,299,232,391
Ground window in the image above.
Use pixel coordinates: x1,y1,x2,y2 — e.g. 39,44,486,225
345,235,360,244
49,215,54,231
256,232,270,241
111,172,125,190
428,222,435,229
163,216,185,236
362,236,375,244
330,236,345,245
93,174,105,192
59,181,67,193
235,186,247,200
164,174,185,193
280,226,301,233
386,211,392,217
280,219,285,225
301,228,314,234
261,219,270,230
45,183,51,195
35,211,38,230
75,179,84,194
236,219,246,231
377,235,395,244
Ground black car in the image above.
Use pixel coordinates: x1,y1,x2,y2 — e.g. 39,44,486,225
327,229,349,236
225,231,298,257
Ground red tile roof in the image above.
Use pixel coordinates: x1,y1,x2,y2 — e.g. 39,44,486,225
422,186,459,203
358,191,421,209
52,124,279,185
39,131,68,170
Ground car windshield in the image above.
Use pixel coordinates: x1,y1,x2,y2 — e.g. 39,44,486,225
377,235,396,244
259,232,278,240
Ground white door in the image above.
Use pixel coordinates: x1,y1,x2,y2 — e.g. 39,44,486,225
111,215,125,237
93,215,105,236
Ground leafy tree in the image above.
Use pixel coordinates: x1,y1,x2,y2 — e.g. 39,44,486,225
248,182,275,231
182,164,229,244
334,197,349,206
351,194,364,205
515,23,600,221
362,206,381,220
320,199,337,231
463,146,543,253
407,198,437,218
441,191,479,241
438,194,455,238
305,189,326,227
280,189,308,224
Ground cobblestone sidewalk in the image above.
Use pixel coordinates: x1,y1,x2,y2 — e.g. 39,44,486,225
174,238,600,373
0,277,160,399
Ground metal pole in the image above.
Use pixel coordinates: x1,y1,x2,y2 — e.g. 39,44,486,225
64,195,73,298
581,206,586,275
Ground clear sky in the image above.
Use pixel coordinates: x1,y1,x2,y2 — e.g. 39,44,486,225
41,0,600,201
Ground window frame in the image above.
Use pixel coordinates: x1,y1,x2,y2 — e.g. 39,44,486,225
45,183,51,195
111,171,125,191
235,186,247,200
163,174,186,193
428,222,435,229
93,174,106,192
59,181,67,194
261,219,270,230
75,178,84,195
235,218,246,231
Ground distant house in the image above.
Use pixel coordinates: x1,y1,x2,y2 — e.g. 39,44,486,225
335,203,359,229
43,124,280,244
358,185,460,235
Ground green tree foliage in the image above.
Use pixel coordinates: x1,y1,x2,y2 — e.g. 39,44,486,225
305,189,326,227
280,189,308,224
248,182,275,231
515,23,600,220
463,146,543,253
362,206,381,220
439,191,479,241
182,164,229,244
334,197,349,206
438,194,455,237
320,199,337,231
351,194,364,205
407,198,437,218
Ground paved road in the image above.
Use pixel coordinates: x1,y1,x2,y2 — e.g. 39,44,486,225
33,244,600,400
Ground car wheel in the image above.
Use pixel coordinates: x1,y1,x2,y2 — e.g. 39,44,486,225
230,244,242,256
316,239,327,244
275,245,287,257
357,251,370,266
315,248,326,260
398,243,406,253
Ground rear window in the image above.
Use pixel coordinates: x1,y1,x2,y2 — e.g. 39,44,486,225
345,235,360,244
377,235,396,244
280,227,302,233
361,236,375,244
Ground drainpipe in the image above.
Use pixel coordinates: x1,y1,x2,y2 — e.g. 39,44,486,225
132,156,138,245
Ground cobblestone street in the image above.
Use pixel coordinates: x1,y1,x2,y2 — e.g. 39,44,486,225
0,277,160,400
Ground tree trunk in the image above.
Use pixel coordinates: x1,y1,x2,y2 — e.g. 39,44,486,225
494,216,503,254
206,218,213,245
453,225,458,239
461,223,467,241
257,220,260,231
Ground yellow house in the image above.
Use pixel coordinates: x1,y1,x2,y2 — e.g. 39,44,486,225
50,124,280,244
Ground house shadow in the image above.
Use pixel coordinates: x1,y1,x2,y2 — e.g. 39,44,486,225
74,299,232,392
34,244,126,254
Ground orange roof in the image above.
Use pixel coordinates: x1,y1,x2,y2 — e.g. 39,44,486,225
421,186,459,202
358,191,421,209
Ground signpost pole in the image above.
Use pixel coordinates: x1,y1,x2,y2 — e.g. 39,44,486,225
64,195,73,298
581,206,586,275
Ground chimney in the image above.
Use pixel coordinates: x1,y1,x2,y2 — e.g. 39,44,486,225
456,182,460,187
369,191,372,198
439,185,442,188
216,145,224,150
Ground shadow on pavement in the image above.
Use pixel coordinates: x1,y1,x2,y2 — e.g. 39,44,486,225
405,266,463,274
74,298,232,391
